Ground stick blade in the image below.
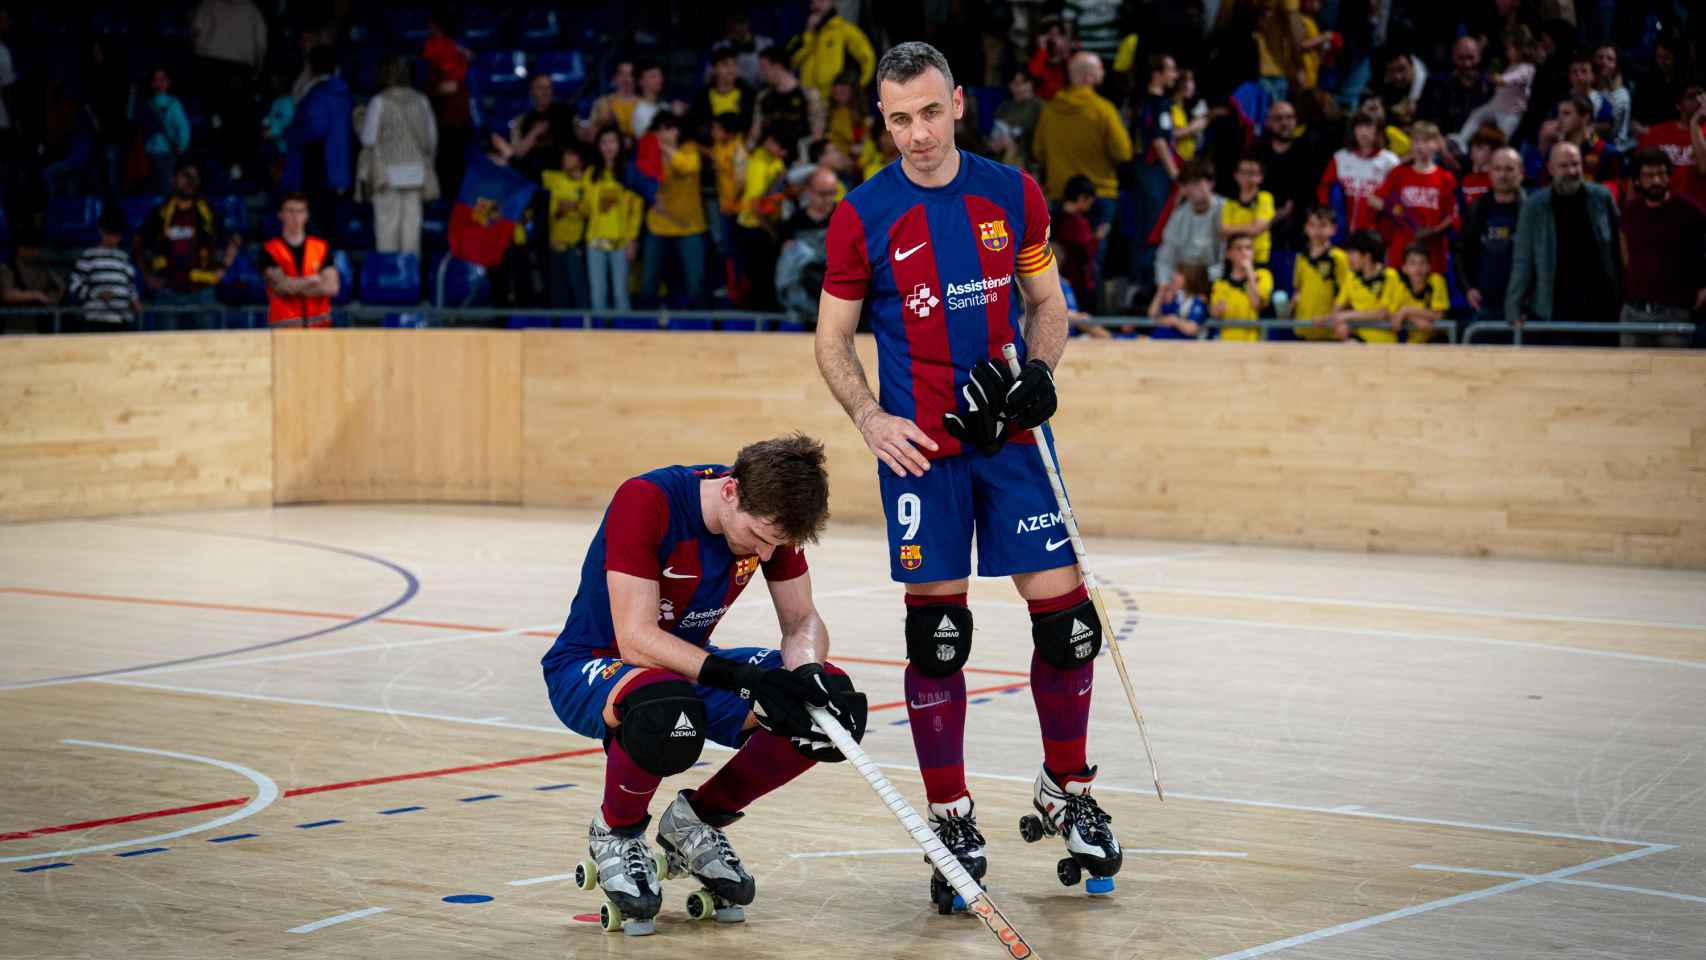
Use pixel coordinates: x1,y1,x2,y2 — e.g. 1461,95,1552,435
968,894,1039,959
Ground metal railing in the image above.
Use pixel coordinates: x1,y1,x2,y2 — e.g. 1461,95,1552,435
1462,320,1698,345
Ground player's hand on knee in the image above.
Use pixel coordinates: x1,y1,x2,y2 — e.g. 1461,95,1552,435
699,655,816,738
1004,358,1057,430
942,358,1013,455
859,410,937,477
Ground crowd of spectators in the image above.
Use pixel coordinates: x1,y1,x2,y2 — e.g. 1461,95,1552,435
0,1,1702,346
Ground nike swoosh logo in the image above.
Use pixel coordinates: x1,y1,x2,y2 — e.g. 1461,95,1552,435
619,784,651,795
661,567,695,579
907,698,944,710
894,241,928,261
1076,684,1092,696
1045,538,1070,552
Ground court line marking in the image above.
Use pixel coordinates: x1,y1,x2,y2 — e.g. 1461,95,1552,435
287,906,388,934
128,623,562,677
1205,845,1673,960
1413,863,1706,905
0,740,279,864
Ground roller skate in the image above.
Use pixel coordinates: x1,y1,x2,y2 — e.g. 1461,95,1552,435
926,795,988,915
656,790,754,924
1018,765,1123,896
574,811,666,935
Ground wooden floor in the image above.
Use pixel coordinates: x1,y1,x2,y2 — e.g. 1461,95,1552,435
2,505,1703,959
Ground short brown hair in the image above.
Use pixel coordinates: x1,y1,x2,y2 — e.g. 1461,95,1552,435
279,192,310,210
731,434,831,545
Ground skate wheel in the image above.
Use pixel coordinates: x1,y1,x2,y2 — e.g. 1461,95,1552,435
686,889,715,921
930,876,956,916
654,851,670,878
1086,876,1115,896
1057,857,1082,887
574,859,599,892
1018,815,1044,844
599,902,623,934
713,904,746,923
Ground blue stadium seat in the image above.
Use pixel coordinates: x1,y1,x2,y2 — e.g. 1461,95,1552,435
215,194,249,238
120,195,163,239
330,251,356,305
475,51,529,96
360,252,422,305
390,8,434,47
215,250,268,306
420,199,451,254
518,9,562,51
533,51,586,94
335,200,375,251
45,196,102,248
462,9,508,50
433,254,490,307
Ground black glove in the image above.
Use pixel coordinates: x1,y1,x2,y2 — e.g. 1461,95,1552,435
1004,358,1057,430
941,359,1014,455
785,664,868,763
698,654,824,739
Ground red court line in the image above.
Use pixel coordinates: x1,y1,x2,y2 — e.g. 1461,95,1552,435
2,746,605,844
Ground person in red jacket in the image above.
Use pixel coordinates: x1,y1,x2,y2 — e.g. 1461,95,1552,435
1370,121,1458,275
263,193,341,327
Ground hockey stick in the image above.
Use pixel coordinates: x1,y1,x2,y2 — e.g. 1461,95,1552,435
1001,342,1165,803
805,705,1039,959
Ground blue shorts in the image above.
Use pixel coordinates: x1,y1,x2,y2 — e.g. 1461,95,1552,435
543,645,779,747
878,427,1075,583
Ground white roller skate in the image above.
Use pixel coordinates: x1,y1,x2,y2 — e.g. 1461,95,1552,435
1018,765,1123,895
574,811,666,935
926,795,988,915
656,790,754,923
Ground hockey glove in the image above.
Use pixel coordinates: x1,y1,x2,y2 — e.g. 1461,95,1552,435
698,654,823,740
941,358,1014,455
785,664,868,763
1004,358,1058,430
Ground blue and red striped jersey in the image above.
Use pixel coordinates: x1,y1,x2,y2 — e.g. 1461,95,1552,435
541,464,808,669
823,151,1056,459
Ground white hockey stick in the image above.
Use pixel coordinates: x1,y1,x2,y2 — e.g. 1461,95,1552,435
806,705,1039,959
1001,342,1165,803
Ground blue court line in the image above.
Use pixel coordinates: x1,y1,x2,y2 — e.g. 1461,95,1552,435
458,794,500,803
11,521,421,687
209,833,257,843
379,806,425,815
533,783,575,791
296,819,344,829
971,697,991,704
114,847,169,858
16,863,72,873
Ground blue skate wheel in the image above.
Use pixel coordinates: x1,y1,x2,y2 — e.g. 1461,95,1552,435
951,894,966,911
1085,876,1115,896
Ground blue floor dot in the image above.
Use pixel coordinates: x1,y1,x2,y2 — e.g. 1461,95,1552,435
970,697,991,704
443,894,494,904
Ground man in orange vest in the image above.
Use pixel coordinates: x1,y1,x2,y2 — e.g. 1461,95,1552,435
263,193,342,327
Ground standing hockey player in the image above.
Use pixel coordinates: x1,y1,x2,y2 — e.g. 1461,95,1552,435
541,434,867,935
813,42,1122,913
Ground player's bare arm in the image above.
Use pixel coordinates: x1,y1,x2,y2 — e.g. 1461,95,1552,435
1015,256,1069,371
606,570,713,678
766,570,828,668
814,291,939,477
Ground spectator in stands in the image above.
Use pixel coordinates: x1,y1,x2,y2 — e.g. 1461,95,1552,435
1032,51,1130,286
1209,234,1273,342
1631,31,1691,141
1389,243,1449,343
1147,262,1210,339
284,46,353,228
507,72,577,180
1319,113,1399,236
1635,87,1706,207
1291,205,1350,340
1371,121,1456,277
707,112,747,287
1154,161,1225,289
1128,53,1181,284
584,127,642,311
1453,26,1538,150
1254,0,1306,103
542,143,591,310
1457,146,1524,323
142,163,237,311
1357,94,1409,158
1329,229,1402,342
1458,127,1505,209
722,10,774,89
192,0,267,182
790,0,875,101
1421,36,1492,146
1221,156,1276,268
823,70,868,165
138,68,192,195
1619,148,1706,348
1027,15,1074,101
631,62,675,138
1254,99,1322,254
1564,54,1609,136
359,56,438,257
1592,45,1633,151
989,70,1042,171
1054,175,1098,313
68,209,140,332
585,60,638,141
261,66,295,181
736,123,791,310
0,228,66,331
1375,45,1427,123
775,166,839,325
751,48,824,153
422,9,472,197
262,192,340,328
1505,142,1622,335
1532,95,1622,191
638,113,708,309
691,45,755,145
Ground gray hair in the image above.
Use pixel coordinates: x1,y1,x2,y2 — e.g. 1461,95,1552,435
876,41,955,94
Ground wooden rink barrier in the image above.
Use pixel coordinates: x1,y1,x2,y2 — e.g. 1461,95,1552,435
2,330,1703,567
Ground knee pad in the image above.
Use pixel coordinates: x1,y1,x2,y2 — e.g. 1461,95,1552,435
906,603,973,678
614,676,707,777
786,665,869,764
1033,599,1101,669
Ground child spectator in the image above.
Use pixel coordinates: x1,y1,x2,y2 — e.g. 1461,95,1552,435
1329,229,1403,342
1389,243,1449,343
1458,126,1504,209
1454,26,1539,150
1371,121,1457,276
1221,155,1276,267
1319,114,1400,235
583,127,643,311
542,143,591,309
825,70,868,162
1055,175,1098,313
736,123,791,310
1148,262,1210,340
1292,205,1351,340
68,209,140,331
1210,235,1273,342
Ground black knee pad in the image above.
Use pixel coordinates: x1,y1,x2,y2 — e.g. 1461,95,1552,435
614,678,707,777
905,603,973,678
1033,599,1101,669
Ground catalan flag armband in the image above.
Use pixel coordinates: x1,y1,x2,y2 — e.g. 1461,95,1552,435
1016,241,1054,278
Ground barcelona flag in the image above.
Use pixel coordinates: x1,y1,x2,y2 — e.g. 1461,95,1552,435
449,154,537,268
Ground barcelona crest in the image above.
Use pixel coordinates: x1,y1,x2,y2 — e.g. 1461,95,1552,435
733,555,760,586
978,220,1010,253
898,544,923,571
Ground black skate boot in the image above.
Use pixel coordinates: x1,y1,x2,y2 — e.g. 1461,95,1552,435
1018,765,1123,895
575,811,666,935
926,795,987,915
656,790,754,923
